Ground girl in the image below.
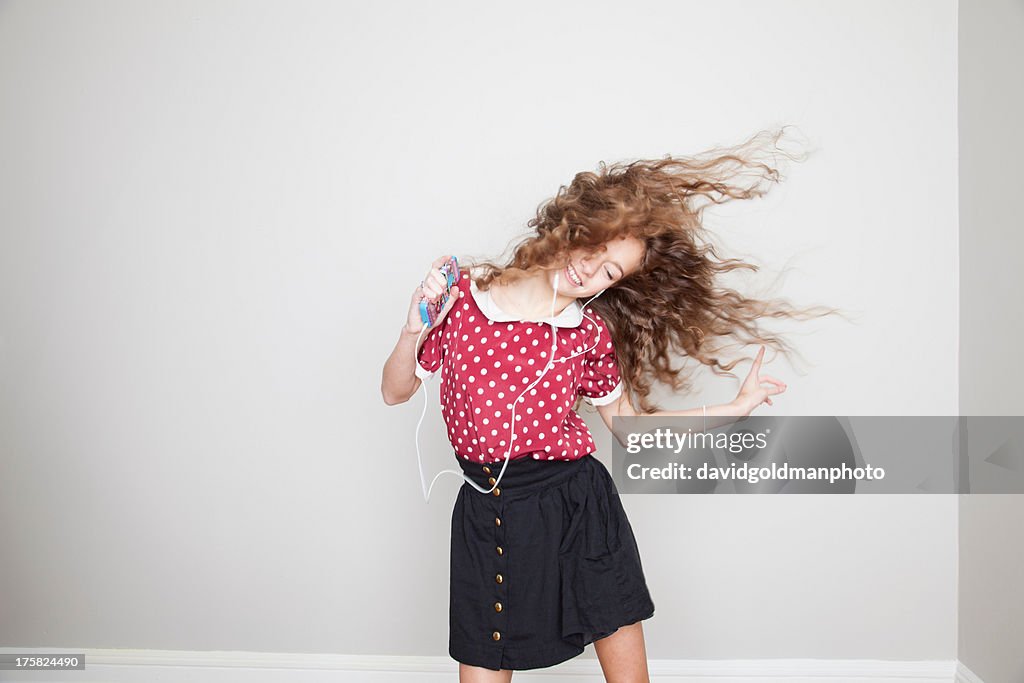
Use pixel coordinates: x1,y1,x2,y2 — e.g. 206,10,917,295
381,128,829,682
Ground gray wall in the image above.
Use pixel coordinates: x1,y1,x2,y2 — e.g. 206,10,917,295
958,0,1024,681
0,0,960,666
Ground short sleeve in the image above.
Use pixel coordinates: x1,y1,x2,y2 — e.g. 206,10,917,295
414,268,464,381
577,310,623,406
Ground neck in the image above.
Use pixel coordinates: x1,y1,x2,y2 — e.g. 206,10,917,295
498,269,577,320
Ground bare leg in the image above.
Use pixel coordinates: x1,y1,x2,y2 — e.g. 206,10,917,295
593,621,650,683
459,663,513,682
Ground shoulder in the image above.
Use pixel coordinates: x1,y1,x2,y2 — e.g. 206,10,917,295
580,306,616,353
580,305,610,333
450,267,473,306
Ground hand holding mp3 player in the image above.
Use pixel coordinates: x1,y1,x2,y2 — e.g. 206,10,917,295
410,255,460,331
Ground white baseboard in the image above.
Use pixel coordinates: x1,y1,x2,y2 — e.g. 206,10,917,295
954,660,986,683
0,648,962,682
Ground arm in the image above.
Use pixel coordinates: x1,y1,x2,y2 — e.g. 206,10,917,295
595,392,749,446
380,324,428,405
595,346,787,441
380,255,462,406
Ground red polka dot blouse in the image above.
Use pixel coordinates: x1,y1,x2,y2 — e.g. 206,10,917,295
415,267,623,463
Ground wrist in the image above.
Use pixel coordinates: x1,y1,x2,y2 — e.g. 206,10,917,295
729,397,751,416
402,321,425,336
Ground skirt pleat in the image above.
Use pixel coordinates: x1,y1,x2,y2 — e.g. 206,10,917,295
449,454,655,671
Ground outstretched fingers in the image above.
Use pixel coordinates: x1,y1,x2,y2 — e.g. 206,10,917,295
759,376,787,395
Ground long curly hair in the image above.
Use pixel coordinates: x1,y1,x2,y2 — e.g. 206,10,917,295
465,126,842,414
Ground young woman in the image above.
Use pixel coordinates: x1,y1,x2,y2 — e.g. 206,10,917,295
381,128,827,682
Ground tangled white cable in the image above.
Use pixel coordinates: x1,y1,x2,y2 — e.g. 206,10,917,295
414,269,607,503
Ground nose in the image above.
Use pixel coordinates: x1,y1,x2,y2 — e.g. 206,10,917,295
578,255,594,277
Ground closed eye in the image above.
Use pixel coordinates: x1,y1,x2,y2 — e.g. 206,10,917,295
605,268,614,280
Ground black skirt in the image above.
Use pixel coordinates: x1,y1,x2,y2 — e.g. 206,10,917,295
449,453,656,671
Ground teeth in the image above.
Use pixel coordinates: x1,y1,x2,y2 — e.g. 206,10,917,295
567,264,583,286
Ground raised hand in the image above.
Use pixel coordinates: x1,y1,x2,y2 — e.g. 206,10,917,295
732,345,787,416
406,255,461,334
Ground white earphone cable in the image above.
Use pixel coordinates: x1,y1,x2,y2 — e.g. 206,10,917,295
414,268,607,503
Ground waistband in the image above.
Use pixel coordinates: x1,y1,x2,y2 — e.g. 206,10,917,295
456,453,594,495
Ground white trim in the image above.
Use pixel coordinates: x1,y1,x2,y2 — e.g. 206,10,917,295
0,648,960,682
414,363,434,381
585,380,623,406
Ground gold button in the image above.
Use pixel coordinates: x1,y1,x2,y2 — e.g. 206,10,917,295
482,466,491,474
492,487,501,497
496,546,504,556
487,477,497,486
494,516,502,527
492,631,501,641
494,602,503,612
495,573,503,584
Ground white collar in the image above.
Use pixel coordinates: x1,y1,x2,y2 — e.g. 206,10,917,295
468,266,583,328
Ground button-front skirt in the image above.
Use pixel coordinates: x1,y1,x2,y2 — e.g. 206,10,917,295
449,453,656,671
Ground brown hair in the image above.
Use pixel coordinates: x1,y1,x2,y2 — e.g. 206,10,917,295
466,126,843,414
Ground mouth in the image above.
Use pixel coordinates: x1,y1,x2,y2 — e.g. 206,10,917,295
565,263,583,287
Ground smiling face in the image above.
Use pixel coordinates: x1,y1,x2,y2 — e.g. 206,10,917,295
549,235,646,299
